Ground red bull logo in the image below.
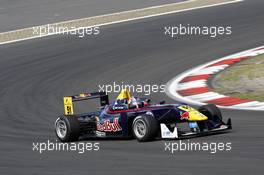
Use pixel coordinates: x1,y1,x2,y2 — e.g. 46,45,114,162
180,111,189,120
97,118,122,132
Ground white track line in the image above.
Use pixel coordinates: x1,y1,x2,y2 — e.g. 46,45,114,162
190,65,229,75
185,92,226,101
0,0,243,45
176,80,207,90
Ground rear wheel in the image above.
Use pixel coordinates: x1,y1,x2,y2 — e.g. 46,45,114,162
55,116,80,142
132,114,159,142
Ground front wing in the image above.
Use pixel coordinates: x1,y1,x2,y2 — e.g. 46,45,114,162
160,118,232,139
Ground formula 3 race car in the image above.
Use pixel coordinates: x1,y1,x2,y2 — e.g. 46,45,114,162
55,91,232,142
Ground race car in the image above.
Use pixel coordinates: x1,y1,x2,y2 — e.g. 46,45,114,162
55,90,232,142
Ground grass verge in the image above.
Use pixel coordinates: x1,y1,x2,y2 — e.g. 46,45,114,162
211,54,264,102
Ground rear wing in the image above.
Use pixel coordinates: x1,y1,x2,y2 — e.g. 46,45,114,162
63,92,109,115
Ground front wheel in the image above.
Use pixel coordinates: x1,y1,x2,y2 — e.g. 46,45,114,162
55,116,80,142
132,114,159,142
198,104,222,122
198,104,223,130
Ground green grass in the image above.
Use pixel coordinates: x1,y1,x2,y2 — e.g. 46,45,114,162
212,54,264,102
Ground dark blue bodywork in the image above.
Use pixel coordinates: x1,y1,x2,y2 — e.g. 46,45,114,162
75,103,186,138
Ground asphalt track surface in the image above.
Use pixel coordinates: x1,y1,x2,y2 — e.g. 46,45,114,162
0,0,184,32
0,0,264,174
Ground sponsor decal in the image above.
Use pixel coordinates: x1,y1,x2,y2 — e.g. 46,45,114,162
97,118,122,132
63,97,73,115
189,122,198,129
220,125,228,129
112,105,126,110
180,111,189,120
95,131,106,137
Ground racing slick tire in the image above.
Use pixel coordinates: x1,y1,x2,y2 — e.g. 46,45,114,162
132,114,159,142
55,116,80,142
198,104,222,122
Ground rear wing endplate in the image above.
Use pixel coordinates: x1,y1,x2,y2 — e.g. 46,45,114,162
63,92,109,115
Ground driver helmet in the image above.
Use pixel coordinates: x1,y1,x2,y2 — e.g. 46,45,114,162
116,89,138,108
